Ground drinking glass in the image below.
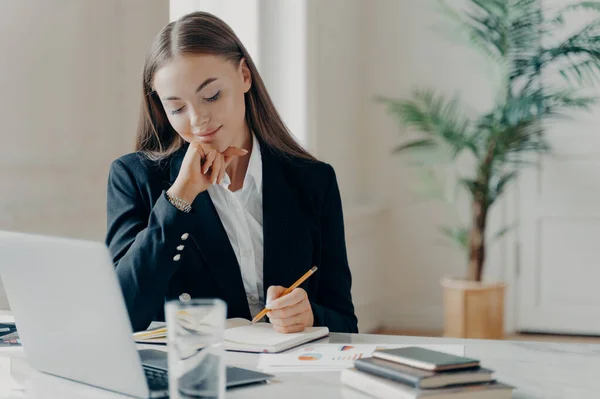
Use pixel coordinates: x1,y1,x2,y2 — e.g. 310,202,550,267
166,298,226,399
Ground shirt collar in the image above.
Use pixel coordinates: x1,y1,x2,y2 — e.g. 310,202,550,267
246,133,263,192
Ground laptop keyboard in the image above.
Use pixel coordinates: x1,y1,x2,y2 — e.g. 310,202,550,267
143,366,168,391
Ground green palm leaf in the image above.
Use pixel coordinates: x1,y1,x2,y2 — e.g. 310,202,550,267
491,224,517,243
434,0,505,64
557,1,600,15
392,139,438,154
376,90,477,158
439,226,470,250
489,171,518,203
559,59,600,85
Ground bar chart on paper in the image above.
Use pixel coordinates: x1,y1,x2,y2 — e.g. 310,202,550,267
334,346,363,361
334,353,362,361
298,346,364,362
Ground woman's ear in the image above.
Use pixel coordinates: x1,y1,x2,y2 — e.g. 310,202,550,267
239,58,252,93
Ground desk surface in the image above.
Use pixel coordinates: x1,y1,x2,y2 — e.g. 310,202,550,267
2,332,600,399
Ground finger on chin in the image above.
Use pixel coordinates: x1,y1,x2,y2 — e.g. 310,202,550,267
202,150,216,174
218,164,226,185
223,147,249,157
211,156,222,184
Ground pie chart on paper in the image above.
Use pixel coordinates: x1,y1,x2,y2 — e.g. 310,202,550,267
298,353,322,361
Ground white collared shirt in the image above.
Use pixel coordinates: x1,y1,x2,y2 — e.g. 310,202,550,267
207,134,264,318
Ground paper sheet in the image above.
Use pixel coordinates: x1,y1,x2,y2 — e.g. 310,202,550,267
257,344,465,372
0,357,24,398
226,324,299,345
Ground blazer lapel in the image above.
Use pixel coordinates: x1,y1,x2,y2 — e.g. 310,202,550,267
261,147,313,301
168,147,250,319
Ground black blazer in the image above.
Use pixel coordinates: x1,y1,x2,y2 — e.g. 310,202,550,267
105,141,358,334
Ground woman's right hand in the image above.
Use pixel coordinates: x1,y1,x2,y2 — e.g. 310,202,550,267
167,142,248,204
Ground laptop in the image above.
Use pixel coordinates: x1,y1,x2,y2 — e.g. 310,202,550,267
0,230,273,398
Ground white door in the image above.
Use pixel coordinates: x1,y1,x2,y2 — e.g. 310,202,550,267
517,123,600,335
516,3,600,335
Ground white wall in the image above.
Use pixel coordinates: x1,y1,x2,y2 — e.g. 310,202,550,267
307,0,366,203
304,0,387,333
259,0,307,148
0,0,169,310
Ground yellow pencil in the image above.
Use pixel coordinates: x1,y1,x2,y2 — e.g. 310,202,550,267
251,266,318,324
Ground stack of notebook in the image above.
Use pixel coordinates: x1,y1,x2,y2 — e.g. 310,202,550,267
341,346,514,398
0,322,20,346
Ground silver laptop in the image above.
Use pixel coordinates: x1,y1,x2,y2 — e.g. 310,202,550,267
0,230,272,398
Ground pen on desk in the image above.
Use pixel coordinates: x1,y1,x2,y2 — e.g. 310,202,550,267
251,266,318,324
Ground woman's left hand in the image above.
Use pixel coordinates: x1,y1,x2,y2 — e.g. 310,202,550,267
265,286,314,333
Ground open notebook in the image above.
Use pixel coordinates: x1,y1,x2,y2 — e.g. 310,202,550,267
133,318,329,353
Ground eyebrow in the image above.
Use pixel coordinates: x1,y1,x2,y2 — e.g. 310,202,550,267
161,77,218,101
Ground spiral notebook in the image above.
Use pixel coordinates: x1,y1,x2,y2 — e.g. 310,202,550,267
133,318,329,353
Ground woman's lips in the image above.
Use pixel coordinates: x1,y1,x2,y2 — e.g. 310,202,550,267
193,125,222,139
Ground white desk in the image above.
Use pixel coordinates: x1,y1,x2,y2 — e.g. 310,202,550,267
2,332,600,399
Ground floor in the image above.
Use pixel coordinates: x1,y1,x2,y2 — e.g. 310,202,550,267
373,329,600,344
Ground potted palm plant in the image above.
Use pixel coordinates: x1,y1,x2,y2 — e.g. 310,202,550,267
377,0,600,339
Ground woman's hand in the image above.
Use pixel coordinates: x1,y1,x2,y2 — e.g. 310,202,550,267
167,143,247,204
265,286,314,333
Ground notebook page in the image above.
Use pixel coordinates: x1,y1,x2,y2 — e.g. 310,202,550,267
225,318,252,329
225,323,309,346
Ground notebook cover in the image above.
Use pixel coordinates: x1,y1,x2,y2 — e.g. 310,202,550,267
354,357,493,389
372,346,480,371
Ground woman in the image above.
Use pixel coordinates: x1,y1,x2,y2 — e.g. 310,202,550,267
105,12,358,334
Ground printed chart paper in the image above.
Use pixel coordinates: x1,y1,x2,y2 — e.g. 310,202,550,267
257,344,465,372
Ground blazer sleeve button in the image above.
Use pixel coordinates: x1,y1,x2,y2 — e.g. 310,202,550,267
179,293,191,302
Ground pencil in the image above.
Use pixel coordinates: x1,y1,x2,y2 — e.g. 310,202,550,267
251,266,318,324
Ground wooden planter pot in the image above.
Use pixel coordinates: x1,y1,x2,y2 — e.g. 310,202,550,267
441,277,505,339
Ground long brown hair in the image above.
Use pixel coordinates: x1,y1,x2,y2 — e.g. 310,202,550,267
136,11,314,162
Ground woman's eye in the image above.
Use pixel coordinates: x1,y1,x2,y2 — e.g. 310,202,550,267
169,106,185,115
205,91,221,103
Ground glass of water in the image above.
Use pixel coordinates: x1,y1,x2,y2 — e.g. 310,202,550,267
166,298,227,399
